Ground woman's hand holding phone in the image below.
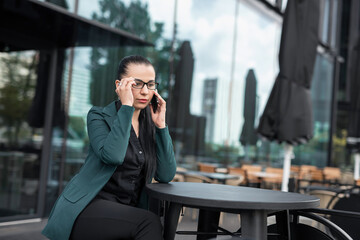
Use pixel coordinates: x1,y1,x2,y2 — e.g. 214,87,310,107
150,90,166,129
115,78,135,106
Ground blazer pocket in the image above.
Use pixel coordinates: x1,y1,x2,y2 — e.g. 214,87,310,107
63,183,88,203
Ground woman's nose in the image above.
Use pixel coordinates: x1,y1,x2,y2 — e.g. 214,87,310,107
140,85,149,94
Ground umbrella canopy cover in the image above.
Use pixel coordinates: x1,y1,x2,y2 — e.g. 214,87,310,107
257,0,320,145
240,69,258,146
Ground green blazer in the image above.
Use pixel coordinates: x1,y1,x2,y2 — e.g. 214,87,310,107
42,101,176,240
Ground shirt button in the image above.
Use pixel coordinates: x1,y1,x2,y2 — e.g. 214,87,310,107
139,151,142,154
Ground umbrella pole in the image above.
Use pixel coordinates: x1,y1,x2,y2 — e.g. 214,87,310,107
354,153,360,180
244,145,249,161
281,144,293,192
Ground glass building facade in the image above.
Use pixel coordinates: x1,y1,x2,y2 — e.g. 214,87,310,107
0,0,358,222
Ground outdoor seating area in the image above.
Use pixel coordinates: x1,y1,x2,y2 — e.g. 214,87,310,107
148,181,360,240
169,162,360,239
176,163,356,192
1,0,360,240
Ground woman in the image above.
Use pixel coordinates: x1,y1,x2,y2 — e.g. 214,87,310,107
42,55,176,240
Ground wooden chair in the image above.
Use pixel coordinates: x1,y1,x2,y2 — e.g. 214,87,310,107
241,164,262,187
323,167,341,183
290,165,300,178
183,174,213,184
298,165,318,191
172,174,185,182
172,166,188,182
226,167,245,186
310,168,324,182
299,165,317,180
176,166,188,172
263,167,283,190
197,163,216,173
227,166,245,176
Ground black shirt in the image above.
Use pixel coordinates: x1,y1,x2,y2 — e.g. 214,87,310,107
95,102,146,206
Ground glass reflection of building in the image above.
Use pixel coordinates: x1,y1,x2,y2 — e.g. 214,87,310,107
0,0,359,224
202,78,217,143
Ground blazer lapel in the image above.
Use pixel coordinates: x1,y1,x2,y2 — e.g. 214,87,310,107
102,101,118,128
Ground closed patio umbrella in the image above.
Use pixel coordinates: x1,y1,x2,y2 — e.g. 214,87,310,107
257,0,320,191
240,69,258,160
347,37,360,180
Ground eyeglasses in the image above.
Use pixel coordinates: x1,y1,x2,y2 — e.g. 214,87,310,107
132,79,159,90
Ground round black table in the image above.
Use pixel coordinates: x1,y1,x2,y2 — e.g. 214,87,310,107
146,182,319,240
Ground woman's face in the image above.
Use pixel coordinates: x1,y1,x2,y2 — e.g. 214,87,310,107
125,63,156,110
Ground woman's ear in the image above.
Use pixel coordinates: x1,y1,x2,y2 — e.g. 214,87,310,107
115,79,120,87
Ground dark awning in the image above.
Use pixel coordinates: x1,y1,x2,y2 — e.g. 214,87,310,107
0,0,153,52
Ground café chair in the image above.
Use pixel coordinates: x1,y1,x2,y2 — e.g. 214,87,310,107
171,173,184,182
310,168,324,182
176,166,188,172
307,188,342,209
299,165,317,174
267,209,354,240
328,188,360,240
197,163,217,173
173,166,188,182
225,176,244,186
183,174,213,184
262,167,283,190
323,167,341,183
226,167,245,186
356,179,360,186
297,166,321,192
300,185,360,239
227,166,244,175
290,165,300,177
241,164,262,187
298,165,317,181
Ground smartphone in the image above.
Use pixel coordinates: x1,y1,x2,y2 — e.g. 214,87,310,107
151,95,158,113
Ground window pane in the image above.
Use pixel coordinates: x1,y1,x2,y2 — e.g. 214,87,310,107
0,51,41,218
293,54,333,167
320,0,330,44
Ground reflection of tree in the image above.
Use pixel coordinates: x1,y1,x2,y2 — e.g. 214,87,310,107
205,143,239,166
0,53,37,148
90,0,175,106
69,116,86,139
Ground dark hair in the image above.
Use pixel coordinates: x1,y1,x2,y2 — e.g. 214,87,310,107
117,55,156,183
117,55,152,79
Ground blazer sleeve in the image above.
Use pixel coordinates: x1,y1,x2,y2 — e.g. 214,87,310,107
154,126,177,183
87,105,134,165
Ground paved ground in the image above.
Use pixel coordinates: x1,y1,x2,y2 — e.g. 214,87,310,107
0,219,47,240
0,209,281,240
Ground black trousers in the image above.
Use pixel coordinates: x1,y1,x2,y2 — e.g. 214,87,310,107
70,199,163,240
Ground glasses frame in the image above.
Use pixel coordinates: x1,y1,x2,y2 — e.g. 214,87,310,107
132,78,159,90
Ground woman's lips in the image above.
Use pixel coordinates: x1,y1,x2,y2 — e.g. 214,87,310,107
138,99,148,103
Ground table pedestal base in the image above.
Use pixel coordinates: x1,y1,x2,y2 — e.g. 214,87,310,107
163,202,181,240
241,210,267,240
197,209,220,240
